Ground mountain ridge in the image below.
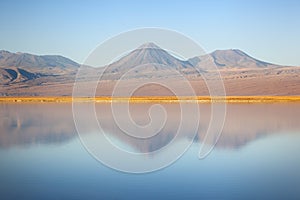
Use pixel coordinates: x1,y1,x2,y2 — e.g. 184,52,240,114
188,49,281,70
0,50,79,70
0,43,299,96
0,50,80,85
0,46,293,71
106,43,194,69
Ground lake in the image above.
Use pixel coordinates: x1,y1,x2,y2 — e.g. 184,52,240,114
0,103,300,199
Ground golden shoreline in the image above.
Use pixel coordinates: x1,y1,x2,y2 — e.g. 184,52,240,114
0,96,300,103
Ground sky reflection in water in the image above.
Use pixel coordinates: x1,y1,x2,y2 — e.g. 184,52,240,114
0,103,300,199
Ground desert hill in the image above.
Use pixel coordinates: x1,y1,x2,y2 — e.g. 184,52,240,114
0,43,299,96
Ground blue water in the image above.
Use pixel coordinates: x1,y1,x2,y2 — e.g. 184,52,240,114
0,103,300,199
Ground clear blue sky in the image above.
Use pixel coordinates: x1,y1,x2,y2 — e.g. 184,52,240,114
1,0,300,66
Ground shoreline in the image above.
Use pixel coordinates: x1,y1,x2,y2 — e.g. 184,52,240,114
0,96,300,103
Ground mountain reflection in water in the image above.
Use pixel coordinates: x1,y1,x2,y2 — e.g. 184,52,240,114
0,103,299,151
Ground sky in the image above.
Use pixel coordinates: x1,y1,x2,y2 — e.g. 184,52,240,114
0,0,300,66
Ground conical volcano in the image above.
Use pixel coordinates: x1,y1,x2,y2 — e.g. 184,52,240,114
104,42,196,77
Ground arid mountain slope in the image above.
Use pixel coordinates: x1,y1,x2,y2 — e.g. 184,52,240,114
0,44,299,96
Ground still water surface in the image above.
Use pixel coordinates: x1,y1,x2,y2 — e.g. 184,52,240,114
0,103,300,199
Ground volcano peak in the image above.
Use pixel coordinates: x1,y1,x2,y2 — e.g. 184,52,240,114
137,42,162,50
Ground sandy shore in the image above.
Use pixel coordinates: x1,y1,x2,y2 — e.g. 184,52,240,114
0,96,300,103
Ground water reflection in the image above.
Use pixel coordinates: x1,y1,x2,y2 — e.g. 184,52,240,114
0,104,76,148
0,103,299,150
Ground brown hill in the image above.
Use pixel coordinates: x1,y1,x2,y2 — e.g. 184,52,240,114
0,44,299,96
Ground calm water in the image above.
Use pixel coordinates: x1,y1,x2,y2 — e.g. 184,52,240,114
0,103,300,199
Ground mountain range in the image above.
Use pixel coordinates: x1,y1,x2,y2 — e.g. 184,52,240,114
0,43,299,96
